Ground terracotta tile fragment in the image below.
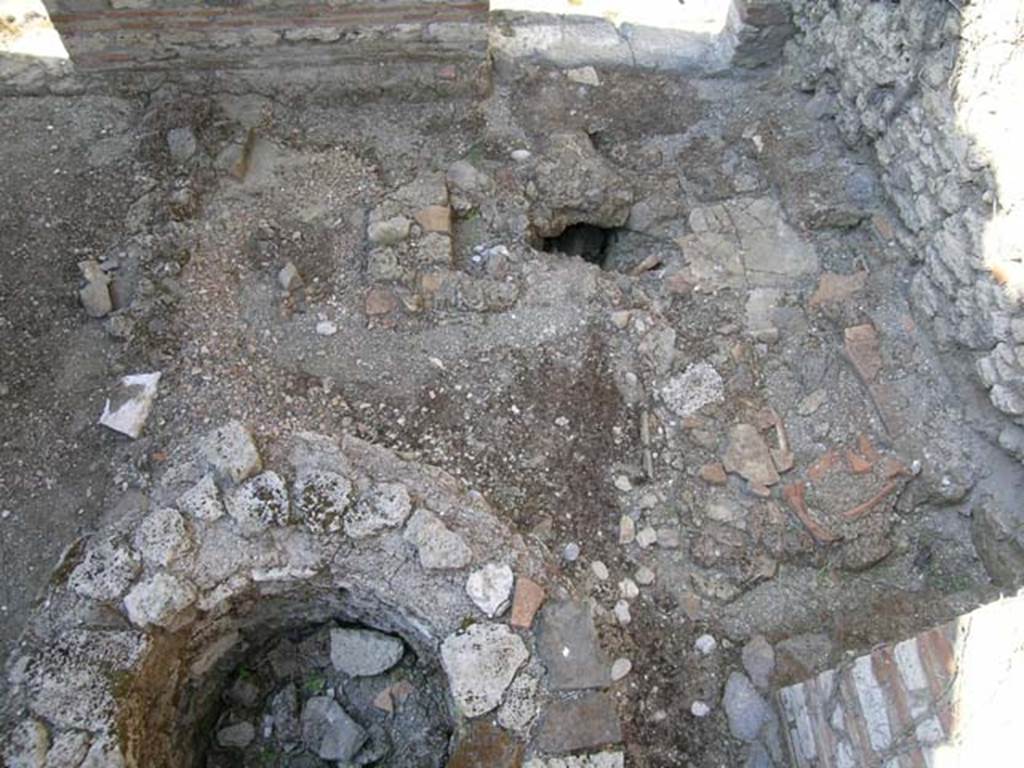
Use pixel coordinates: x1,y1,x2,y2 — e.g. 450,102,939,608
772,448,795,474
808,270,867,309
783,482,841,543
699,462,728,485
844,323,882,383
807,450,841,482
365,286,397,316
841,479,901,520
857,434,880,464
510,576,545,629
414,205,452,234
846,450,873,475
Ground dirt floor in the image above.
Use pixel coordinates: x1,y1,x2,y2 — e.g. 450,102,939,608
0,51,1014,765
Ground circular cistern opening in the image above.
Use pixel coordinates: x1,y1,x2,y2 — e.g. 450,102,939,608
121,589,453,768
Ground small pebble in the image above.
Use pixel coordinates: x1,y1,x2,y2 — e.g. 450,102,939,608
563,542,581,562
636,526,658,548
691,701,711,718
695,634,717,655
619,578,639,600
618,516,636,545
591,560,609,580
510,149,531,162
613,600,631,626
611,658,632,681
614,475,633,492
315,321,338,337
634,566,655,586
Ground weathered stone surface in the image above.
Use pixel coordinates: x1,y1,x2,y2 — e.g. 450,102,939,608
278,260,301,291
466,562,514,617
414,205,452,234
497,672,539,732
611,658,632,681
724,672,768,742
46,729,91,766
526,132,633,238
447,720,523,768
742,635,776,690
660,362,724,418
79,260,112,318
68,539,140,601
217,721,255,748
971,497,1024,586
695,634,717,655
99,372,161,439
346,482,411,538
537,600,610,690
176,474,224,521
269,683,300,743
774,633,834,683
2,719,48,768
404,508,472,569
202,421,262,484
225,471,290,531
441,622,529,717
365,287,398,316
79,735,125,768
723,424,780,486
536,692,622,754
329,627,404,677
123,572,197,628
566,65,601,86
292,468,350,534
368,216,411,246
134,507,190,568
301,696,366,762
808,271,867,309
844,324,882,383
167,127,197,162
524,754,624,768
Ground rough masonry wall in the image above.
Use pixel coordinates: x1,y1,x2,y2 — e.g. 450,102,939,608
785,1,1024,453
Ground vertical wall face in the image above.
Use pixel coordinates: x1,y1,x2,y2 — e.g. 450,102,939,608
786,1,1024,446
37,0,491,73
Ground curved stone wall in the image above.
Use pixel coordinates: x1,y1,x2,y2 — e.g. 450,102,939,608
1,422,623,767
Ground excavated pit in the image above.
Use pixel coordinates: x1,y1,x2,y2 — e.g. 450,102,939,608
2,1,1024,767
134,591,453,768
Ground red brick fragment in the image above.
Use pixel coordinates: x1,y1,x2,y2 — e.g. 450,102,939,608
699,463,727,485
510,576,545,629
783,482,841,543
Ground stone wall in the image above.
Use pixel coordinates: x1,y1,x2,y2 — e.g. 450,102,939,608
785,1,1024,449
41,0,490,73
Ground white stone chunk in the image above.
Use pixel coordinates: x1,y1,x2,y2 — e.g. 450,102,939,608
68,540,140,601
497,673,538,732
98,372,161,439
134,507,191,568
404,508,472,570
660,362,723,418
293,468,351,534
441,622,529,717
329,628,404,677
123,572,197,628
346,482,411,538
177,474,224,521
466,563,514,617
203,421,262,484
225,471,290,532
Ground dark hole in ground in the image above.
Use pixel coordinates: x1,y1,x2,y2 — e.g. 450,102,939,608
542,223,621,269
